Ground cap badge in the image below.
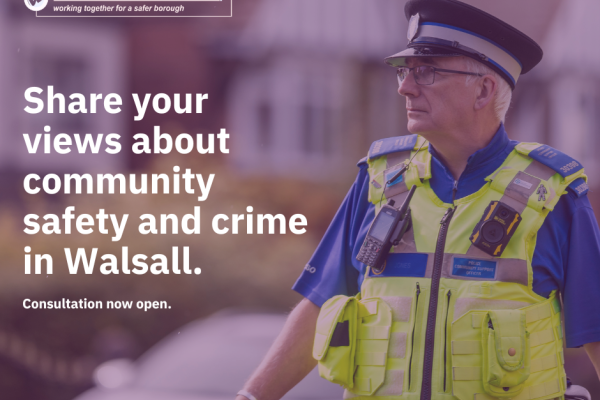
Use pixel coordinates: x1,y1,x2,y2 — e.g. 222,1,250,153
407,13,420,42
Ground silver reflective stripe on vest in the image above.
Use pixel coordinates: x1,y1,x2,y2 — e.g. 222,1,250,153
374,370,404,395
524,159,556,182
374,251,528,286
498,161,553,213
384,151,410,199
379,296,413,322
504,171,541,207
387,151,410,170
388,332,408,358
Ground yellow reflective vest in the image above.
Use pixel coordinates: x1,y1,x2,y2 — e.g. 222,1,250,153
313,135,586,400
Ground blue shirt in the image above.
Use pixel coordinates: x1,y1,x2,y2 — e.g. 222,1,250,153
293,125,600,348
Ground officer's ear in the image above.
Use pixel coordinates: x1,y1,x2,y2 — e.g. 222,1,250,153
474,75,497,112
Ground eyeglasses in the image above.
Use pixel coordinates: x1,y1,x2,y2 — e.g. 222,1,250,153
397,66,483,86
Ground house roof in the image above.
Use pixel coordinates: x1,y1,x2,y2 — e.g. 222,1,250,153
237,0,407,60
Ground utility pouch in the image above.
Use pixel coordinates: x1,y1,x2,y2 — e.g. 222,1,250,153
350,298,392,395
481,309,530,398
313,295,358,388
313,296,392,394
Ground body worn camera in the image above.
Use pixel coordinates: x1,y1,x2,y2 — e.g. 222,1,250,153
357,185,416,272
470,201,522,257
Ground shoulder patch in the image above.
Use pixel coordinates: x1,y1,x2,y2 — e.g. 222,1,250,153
368,135,418,160
568,177,589,197
526,144,583,178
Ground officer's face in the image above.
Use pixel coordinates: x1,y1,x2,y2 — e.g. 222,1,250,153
398,57,479,138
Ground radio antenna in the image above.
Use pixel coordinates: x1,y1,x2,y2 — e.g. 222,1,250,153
386,139,427,185
379,138,427,206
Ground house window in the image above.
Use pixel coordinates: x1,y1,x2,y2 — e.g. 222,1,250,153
302,104,335,155
300,72,336,155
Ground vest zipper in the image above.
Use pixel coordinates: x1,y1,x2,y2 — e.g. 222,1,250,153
420,181,458,400
408,282,421,391
443,289,452,392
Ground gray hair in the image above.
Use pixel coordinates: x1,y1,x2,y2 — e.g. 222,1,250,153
462,57,512,123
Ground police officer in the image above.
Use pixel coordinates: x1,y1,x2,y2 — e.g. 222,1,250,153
235,1,600,400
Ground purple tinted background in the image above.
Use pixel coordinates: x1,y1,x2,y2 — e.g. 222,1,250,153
0,0,598,398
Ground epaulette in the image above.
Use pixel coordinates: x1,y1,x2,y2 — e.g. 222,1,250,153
357,135,419,167
368,134,418,160
517,143,584,178
567,177,589,198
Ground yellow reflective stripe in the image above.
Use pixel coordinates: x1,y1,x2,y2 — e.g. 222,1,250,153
355,352,387,366
452,366,481,381
358,301,378,318
529,329,555,347
556,326,563,340
359,325,390,340
512,379,561,400
451,341,481,355
526,303,552,324
560,350,565,365
530,354,558,373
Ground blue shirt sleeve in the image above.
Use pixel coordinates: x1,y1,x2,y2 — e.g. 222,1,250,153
532,191,600,348
292,164,371,307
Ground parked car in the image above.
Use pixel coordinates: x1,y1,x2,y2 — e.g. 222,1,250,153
74,310,343,400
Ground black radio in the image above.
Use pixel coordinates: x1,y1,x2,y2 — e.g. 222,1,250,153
470,201,522,257
357,185,416,272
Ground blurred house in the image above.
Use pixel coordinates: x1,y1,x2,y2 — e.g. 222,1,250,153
510,0,600,189
0,4,126,176
224,0,567,182
226,0,408,181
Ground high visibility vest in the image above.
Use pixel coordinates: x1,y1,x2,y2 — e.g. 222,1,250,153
313,135,588,400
